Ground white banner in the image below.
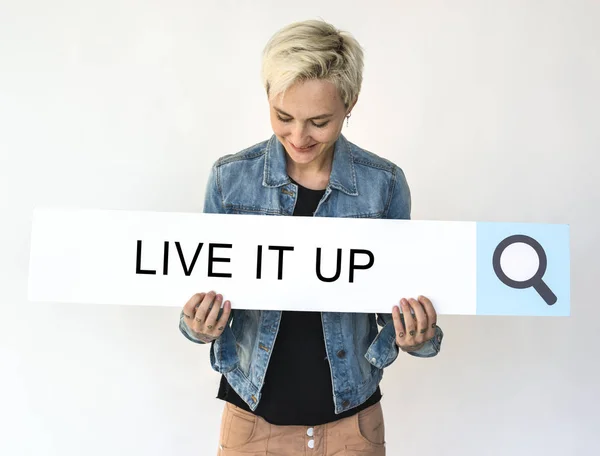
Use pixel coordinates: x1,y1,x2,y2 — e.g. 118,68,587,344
27,208,570,316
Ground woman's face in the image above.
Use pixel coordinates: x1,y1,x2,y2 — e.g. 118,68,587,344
269,79,352,167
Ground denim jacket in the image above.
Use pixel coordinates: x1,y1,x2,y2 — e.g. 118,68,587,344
180,134,443,414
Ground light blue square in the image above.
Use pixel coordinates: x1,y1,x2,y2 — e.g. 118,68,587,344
476,222,570,316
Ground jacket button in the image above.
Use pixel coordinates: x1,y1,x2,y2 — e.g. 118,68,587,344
342,400,350,408
337,350,346,358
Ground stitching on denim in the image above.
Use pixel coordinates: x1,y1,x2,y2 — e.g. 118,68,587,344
263,136,273,185
353,157,395,172
214,164,225,211
383,167,398,217
224,204,282,215
347,143,358,193
330,139,358,195
347,212,384,218
217,139,269,166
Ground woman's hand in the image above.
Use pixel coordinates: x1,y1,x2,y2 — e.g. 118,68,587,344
181,291,231,343
392,295,437,352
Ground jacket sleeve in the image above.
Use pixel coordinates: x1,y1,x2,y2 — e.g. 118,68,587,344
202,160,226,214
178,162,233,345
365,166,444,368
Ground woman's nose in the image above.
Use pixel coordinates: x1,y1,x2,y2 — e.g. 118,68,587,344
290,124,308,145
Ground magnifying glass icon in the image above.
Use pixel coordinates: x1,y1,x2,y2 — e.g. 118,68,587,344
492,234,557,305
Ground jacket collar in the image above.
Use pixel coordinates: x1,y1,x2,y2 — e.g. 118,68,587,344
262,134,358,196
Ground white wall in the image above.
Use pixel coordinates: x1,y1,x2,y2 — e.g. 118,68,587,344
1,1,599,454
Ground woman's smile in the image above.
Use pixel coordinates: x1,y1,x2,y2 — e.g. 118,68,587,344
288,141,318,153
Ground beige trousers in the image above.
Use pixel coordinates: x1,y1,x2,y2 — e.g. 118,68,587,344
217,401,386,456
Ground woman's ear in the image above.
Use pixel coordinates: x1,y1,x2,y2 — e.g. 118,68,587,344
347,96,358,115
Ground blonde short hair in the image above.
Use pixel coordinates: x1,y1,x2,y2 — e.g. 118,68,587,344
261,19,364,108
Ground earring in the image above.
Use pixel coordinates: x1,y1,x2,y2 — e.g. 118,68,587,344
346,113,351,127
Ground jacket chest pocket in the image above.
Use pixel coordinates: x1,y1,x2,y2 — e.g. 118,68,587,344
225,204,282,215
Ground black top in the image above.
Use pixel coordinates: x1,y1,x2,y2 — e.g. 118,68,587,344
216,180,382,426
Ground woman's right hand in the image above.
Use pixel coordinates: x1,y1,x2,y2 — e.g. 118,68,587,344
181,291,232,343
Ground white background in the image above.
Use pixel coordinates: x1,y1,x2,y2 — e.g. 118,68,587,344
1,1,598,455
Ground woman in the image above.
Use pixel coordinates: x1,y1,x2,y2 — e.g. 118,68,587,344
179,19,443,455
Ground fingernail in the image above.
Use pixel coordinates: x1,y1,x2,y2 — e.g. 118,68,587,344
217,294,223,300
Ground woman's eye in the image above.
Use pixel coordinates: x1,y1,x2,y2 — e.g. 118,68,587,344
276,115,328,128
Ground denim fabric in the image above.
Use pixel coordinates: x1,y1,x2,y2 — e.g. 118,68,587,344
180,134,443,414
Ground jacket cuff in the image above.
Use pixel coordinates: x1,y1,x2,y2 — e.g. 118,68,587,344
407,326,444,358
365,319,399,369
209,322,239,374
178,311,208,344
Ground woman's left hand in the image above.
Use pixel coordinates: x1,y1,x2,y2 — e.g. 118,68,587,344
392,295,437,352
